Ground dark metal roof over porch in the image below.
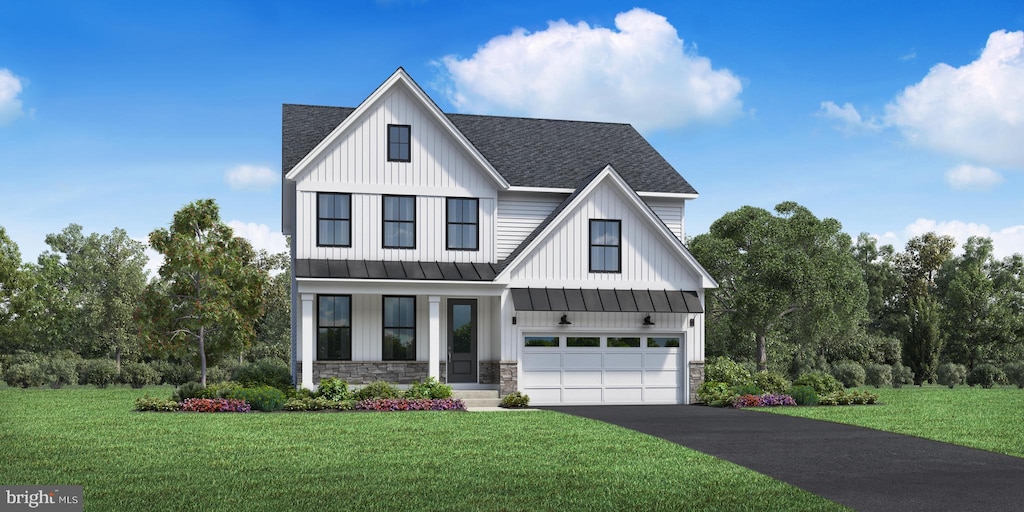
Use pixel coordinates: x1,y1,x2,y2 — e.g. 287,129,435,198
511,288,703,314
294,259,500,281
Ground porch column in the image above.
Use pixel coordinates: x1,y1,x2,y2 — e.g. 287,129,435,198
300,293,315,389
428,296,441,380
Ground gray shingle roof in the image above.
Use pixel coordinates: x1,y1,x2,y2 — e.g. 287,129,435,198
281,104,697,195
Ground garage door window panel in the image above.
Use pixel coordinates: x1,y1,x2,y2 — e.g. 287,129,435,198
607,337,640,348
567,337,599,347
647,337,681,348
525,336,559,347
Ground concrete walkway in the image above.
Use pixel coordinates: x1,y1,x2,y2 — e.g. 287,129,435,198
545,405,1024,512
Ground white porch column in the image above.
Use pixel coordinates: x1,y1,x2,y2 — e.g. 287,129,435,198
300,293,315,390
428,296,441,380
499,288,516,361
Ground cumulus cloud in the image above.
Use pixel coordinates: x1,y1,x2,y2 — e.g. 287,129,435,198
904,218,1024,258
225,165,277,190
0,68,26,124
438,8,743,131
885,30,1024,168
227,221,289,255
818,101,882,133
945,164,1004,190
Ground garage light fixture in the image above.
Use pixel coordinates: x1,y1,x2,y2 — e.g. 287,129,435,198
643,315,655,326
559,314,572,325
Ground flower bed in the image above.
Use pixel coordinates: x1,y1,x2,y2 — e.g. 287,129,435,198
355,398,466,411
180,398,252,412
731,393,797,408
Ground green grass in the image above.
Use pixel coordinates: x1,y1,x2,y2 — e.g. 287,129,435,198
760,386,1024,457
0,386,846,512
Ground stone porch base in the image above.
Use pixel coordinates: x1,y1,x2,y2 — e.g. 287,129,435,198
688,360,705,404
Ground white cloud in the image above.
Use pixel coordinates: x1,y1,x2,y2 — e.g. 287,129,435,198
0,68,26,124
226,221,289,255
818,101,882,133
885,30,1024,168
904,218,1024,258
225,165,277,190
867,231,900,248
438,8,743,132
944,164,1004,190
900,50,917,62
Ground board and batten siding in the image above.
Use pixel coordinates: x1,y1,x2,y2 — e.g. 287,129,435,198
295,192,495,263
644,198,685,241
507,181,701,290
495,193,565,260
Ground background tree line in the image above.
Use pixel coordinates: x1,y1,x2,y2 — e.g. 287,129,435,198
0,199,291,387
691,202,1023,385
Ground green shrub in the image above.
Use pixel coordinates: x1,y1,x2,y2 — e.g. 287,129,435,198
730,383,763,396
233,358,291,393
500,391,530,408
830,360,866,388
200,381,244,399
793,372,843,396
818,389,878,406
1004,362,1024,389
405,377,452,399
891,363,914,388
788,385,819,406
204,365,232,384
936,363,968,389
285,396,346,411
119,362,159,388
966,364,1004,389
753,371,790,394
135,395,180,412
696,381,734,406
354,381,402,400
229,385,286,412
172,382,206,402
79,359,118,388
705,357,753,387
316,378,353,401
3,361,45,388
288,387,315,399
152,361,197,386
864,363,893,388
788,348,828,380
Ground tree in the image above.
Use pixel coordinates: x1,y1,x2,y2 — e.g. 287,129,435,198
895,232,955,383
0,227,29,353
690,202,868,371
852,233,904,336
248,250,290,362
904,295,941,385
937,237,1001,369
142,199,266,386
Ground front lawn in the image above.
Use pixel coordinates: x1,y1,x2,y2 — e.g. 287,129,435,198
760,386,1024,458
0,387,845,511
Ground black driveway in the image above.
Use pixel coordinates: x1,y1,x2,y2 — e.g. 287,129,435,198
545,405,1024,512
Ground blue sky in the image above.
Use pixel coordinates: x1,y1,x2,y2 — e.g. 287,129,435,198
2,1,1023,270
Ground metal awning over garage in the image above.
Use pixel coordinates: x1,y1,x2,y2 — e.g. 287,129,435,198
511,288,703,313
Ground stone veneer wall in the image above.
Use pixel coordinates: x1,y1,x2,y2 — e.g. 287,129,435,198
498,361,518,397
297,361,433,385
688,361,705,404
479,361,499,385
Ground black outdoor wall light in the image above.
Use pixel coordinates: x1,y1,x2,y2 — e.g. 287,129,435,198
559,314,572,325
643,315,655,326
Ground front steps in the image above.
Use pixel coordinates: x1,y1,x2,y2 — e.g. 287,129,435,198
452,389,501,409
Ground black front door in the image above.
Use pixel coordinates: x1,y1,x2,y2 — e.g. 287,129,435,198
447,299,477,383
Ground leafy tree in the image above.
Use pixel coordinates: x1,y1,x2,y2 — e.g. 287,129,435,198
894,233,955,383
142,199,266,386
0,227,30,353
903,295,942,384
937,237,1004,369
248,250,290,362
691,202,867,371
852,233,904,335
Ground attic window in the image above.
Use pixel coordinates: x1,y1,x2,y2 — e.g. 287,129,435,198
388,124,410,162
589,219,621,273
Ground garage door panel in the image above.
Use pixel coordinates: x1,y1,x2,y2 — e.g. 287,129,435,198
605,387,643,403
523,370,561,386
564,353,603,368
527,388,563,404
644,387,681,403
605,353,642,369
523,352,562,369
644,352,680,370
564,370,603,385
563,387,603,403
644,370,678,386
605,370,642,386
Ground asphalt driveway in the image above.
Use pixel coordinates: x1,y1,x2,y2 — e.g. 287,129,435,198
545,405,1024,512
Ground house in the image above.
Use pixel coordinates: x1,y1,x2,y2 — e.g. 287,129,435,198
281,68,717,405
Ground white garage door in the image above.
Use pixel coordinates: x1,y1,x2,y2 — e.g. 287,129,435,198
521,334,684,405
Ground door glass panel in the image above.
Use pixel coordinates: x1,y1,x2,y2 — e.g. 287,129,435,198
452,304,472,353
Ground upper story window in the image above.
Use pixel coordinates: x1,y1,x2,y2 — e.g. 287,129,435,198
317,295,351,360
446,198,479,251
388,124,411,162
382,195,415,249
590,219,621,273
317,193,351,247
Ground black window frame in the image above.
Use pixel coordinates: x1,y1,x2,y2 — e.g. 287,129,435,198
382,195,416,249
317,295,352,361
589,219,622,273
317,192,351,248
382,295,416,361
446,197,479,251
387,124,411,162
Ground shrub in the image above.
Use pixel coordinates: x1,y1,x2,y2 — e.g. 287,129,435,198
966,364,1004,389
284,396,354,411
1004,362,1024,389
119,362,159,389
830,360,866,388
730,383,763,396
229,385,286,412
181,398,251,413
696,381,734,406
204,365,232,384
3,361,45,388
891,363,914,388
936,363,968,389
819,390,878,406
316,377,353,401
500,391,530,408
80,359,118,388
354,381,402,400
134,395,180,412
789,348,828,380
200,381,244,399
172,382,206,402
153,361,197,386
793,372,843,396
753,371,790,394
864,363,893,388
233,358,291,393
705,357,753,387
355,398,466,411
405,377,453,399
788,385,819,406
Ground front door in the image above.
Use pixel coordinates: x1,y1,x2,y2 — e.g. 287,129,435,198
447,299,477,383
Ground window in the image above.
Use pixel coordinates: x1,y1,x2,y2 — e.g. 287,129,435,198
317,295,351,360
388,124,410,162
607,337,641,348
383,296,415,360
647,337,680,348
446,198,479,250
317,193,350,247
525,336,559,347
383,195,415,248
567,336,600,347
590,220,621,273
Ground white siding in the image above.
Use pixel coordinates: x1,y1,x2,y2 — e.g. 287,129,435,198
508,181,701,290
496,193,564,260
644,198,684,241
295,192,495,262
515,311,687,331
